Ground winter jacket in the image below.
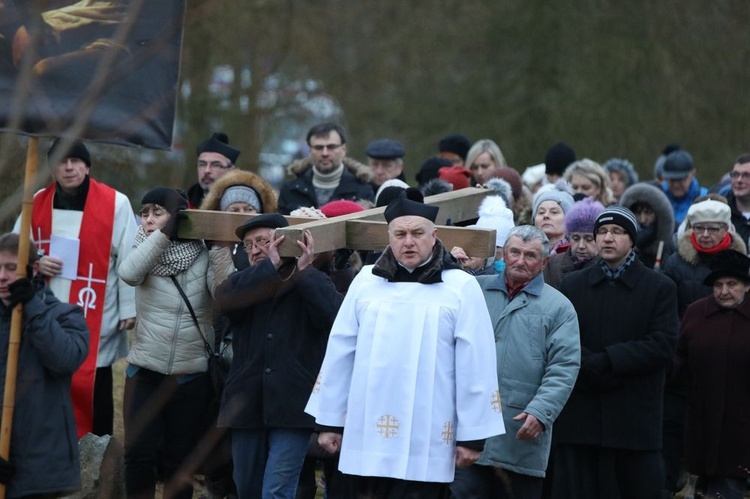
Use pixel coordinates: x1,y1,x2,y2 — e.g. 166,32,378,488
620,182,676,269
475,271,580,477
662,177,708,225
278,157,374,214
726,191,750,249
675,295,750,478
0,280,88,498
557,258,679,450
216,258,343,429
662,230,746,317
543,251,600,291
119,230,232,374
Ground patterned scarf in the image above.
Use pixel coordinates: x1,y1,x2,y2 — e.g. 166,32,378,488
134,226,203,276
599,249,637,280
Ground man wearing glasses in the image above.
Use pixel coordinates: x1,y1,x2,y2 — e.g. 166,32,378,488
187,132,240,208
726,154,750,247
278,123,374,214
555,206,679,499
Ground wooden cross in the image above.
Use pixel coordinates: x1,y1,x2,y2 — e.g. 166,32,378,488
178,187,497,258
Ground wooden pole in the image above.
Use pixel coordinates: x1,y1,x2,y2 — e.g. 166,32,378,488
0,137,38,498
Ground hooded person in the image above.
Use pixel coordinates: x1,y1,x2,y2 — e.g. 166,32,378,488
543,197,605,290
619,182,676,269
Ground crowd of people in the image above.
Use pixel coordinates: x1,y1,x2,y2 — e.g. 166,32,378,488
0,123,748,499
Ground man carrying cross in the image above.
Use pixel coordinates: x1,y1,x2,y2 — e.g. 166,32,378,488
306,188,505,498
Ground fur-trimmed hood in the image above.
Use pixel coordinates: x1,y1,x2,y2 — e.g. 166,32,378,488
619,182,675,250
286,156,373,183
200,169,278,213
676,230,747,266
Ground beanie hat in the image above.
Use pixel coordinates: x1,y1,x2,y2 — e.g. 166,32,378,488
416,157,453,185
419,178,453,198
196,132,240,164
438,134,472,161
438,165,472,190
484,178,513,209
490,167,523,201
521,164,546,191
289,207,326,218
565,197,605,234
320,200,365,218
220,185,262,212
686,199,731,226
141,187,188,217
375,179,410,206
703,249,750,286
48,138,91,168
594,205,639,243
603,158,639,186
475,196,515,247
532,188,575,218
544,142,576,177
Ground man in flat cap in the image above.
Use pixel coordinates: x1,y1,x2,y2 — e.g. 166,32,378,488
215,214,343,499
366,138,407,194
306,189,505,498
278,123,374,214
15,137,136,438
187,131,240,208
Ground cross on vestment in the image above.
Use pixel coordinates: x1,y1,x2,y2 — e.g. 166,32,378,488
177,187,497,258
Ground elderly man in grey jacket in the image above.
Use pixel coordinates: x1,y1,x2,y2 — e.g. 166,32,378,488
451,225,581,499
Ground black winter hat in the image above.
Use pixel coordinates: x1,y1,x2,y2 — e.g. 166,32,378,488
416,157,453,185
196,132,241,164
141,187,188,217
544,142,576,177
703,250,750,286
594,205,639,244
438,134,471,161
48,138,91,168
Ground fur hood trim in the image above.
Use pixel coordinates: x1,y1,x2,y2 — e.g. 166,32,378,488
286,156,373,183
619,182,675,250
676,230,747,265
200,169,278,213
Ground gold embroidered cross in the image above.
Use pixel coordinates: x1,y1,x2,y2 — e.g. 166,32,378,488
441,421,454,444
376,415,400,438
312,372,322,394
491,390,502,413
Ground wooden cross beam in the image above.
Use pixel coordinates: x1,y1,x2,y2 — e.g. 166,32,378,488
179,187,497,258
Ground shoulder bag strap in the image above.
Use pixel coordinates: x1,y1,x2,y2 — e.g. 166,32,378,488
170,275,213,355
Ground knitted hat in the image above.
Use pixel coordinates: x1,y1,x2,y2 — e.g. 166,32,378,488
594,206,639,243
385,188,437,223
416,157,453,185
220,185,262,212
235,213,288,239
603,158,639,186
703,249,750,286
544,142,576,177
320,200,365,218
375,179,410,206
532,188,575,218
490,168,523,201
521,164,546,190
196,132,240,164
686,199,731,226
565,197,605,234
484,178,513,209
289,207,326,218
141,187,188,217
48,138,91,168
438,134,472,161
475,196,515,247
438,165,472,190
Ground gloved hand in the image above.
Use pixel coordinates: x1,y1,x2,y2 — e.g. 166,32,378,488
162,210,188,240
582,351,612,377
8,277,35,308
0,456,14,484
333,249,354,270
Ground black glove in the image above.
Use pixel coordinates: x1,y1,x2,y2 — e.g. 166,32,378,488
0,456,14,485
162,209,187,240
333,249,354,270
8,277,35,308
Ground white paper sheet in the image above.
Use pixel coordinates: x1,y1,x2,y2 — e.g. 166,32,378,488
49,235,80,281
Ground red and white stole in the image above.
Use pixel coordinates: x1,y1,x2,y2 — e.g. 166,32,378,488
31,179,116,438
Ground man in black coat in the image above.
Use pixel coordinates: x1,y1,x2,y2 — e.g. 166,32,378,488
215,214,343,499
555,206,679,499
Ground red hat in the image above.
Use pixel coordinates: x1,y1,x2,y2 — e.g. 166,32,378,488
320,200,365,218
438,165,472,190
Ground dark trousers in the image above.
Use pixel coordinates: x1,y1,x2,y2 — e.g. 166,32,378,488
123,368,210,499
348,475,450,499
451,464,543,499
552,444,663,499
92,365,114,436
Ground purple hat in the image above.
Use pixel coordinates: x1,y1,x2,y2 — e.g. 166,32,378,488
565,197,605,234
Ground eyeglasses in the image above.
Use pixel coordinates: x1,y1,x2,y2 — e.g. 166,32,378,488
729,171,750,180
595,227,628,237
198,161,232,171
243,238,271,252
310,143,343,152
692,224,726,235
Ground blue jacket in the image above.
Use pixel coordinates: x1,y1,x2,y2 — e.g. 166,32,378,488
474,271,580,477
0,279,89,498
662,177,708,225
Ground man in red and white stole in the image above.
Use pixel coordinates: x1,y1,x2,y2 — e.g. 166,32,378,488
14,138,137,438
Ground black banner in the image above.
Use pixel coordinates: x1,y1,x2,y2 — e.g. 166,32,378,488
0,0,185,150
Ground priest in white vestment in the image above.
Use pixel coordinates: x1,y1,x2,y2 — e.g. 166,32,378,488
306,188,505,498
